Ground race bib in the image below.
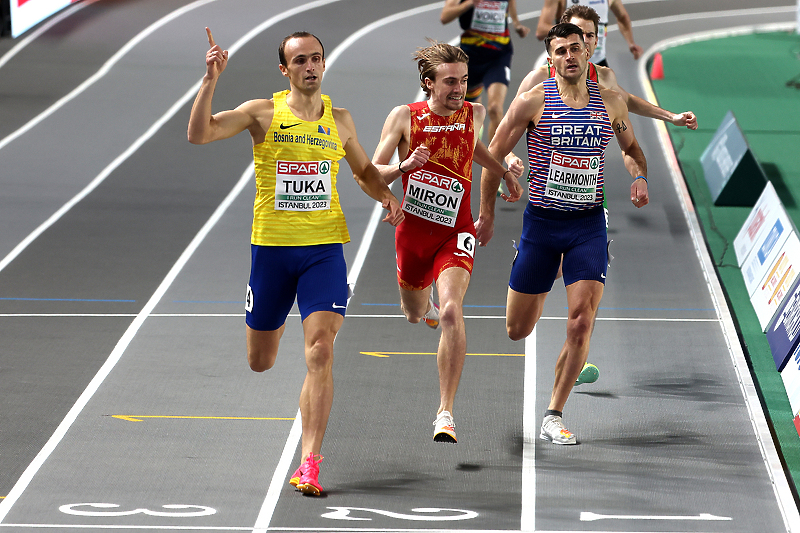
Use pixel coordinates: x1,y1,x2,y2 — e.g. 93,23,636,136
470,0,507,34
275,160,332,211
245,284,254,312
544,152,600,203
457,232,476,258
402,170,465,227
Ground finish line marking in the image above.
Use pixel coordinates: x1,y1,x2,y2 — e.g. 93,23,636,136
361,351,523,358
0,313,719,323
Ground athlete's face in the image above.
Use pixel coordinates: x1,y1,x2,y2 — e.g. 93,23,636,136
279,36,325,92
569,17,598,59
549,33,588,81
426,62,468,113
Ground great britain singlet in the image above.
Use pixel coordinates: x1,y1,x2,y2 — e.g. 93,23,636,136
526,77,614,211
251,90,348,246
398,101,475,236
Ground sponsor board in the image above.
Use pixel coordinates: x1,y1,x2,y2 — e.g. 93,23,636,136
10,0,79,38
751,232,800,331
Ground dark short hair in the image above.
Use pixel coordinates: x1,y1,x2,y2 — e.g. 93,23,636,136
278,32,325,66
561,5,600,36
412,40,469,97
545,22,585,55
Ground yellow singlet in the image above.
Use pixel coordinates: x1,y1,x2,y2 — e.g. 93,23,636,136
251,90,349,246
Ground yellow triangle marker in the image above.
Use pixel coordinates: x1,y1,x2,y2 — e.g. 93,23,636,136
111,415,295,423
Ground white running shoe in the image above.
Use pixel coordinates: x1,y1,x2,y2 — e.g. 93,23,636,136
422,293,439,329
433,410,457,443
540,415,577,445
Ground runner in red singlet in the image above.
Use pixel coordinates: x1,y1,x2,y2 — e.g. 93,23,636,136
372,41,522,443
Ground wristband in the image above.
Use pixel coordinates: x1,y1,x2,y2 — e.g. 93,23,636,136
399,161,407,174
634,175,647,184
503,169,512,179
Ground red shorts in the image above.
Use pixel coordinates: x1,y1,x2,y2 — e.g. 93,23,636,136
395,226,476,291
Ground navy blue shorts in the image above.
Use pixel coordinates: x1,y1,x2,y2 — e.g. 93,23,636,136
246,243,348,331
509,204,608,294
461,42,513,98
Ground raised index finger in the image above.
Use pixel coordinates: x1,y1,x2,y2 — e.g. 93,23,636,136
206,27,215,48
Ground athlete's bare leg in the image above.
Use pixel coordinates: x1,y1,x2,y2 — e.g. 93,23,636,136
298,310,343,457
505,287,548,342
399,283,434,323
485,81,508,142
246,324,285,371
434,266,471,415
548,280,603,412
247,313,341,458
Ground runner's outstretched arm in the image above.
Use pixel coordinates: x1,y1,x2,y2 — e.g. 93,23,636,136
336,107,404,226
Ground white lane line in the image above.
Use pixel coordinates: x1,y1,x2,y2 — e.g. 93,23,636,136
251,5,449,531
0,0,355,276
0,164,252,523
0,81,202,275
638,24,800,533
520,328,536,532
0,0,216,155
0,313,721,322
0,0,217,275
0,0,350,523
0,525,537,531
0,525,254,531
526,5,795,73
251,408,304,533
324,2,444,69
611,5,795,31
515,9,794,532
339,0,444,287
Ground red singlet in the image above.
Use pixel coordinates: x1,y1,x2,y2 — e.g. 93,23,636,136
395,101,477,290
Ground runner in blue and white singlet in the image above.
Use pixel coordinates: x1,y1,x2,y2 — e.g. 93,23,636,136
476,22,648,445
526,76,613,212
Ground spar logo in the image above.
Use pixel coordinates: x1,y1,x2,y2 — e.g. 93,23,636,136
277,161,330,175
552,153,599,170
414,170,458,190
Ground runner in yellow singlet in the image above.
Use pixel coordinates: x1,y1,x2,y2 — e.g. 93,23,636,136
188,29,403,496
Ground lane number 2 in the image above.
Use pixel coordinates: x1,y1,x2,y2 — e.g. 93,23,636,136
322,507,478,521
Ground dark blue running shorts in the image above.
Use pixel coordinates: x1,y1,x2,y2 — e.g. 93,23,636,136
509,204,608,295
462,42,513,98
246,243,348,331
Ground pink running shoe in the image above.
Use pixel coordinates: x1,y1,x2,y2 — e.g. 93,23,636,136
296,453,324,495
289,465,302,489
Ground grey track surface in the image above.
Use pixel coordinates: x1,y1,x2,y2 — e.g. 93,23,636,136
0,0,797,531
